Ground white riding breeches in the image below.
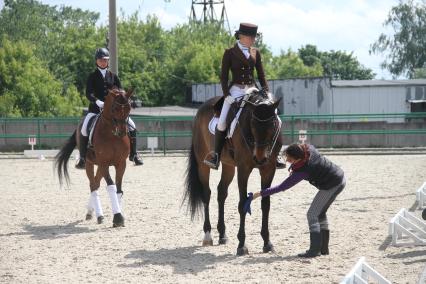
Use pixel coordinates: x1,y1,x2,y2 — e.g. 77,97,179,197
81,112,136,137
217,85,252,131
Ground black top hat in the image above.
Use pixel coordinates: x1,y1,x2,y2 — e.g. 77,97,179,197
235,23,259,37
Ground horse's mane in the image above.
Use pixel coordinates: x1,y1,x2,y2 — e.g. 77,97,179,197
244,89,277,120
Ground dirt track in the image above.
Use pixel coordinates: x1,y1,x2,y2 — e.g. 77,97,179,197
0,154,425,283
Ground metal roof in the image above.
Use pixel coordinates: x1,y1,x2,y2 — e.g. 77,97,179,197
331,79,426,87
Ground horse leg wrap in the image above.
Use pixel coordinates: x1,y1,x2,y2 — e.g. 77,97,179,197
107,185,121,214
117,192,123,210
90,190,103,217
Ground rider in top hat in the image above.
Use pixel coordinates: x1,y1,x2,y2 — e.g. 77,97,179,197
75,47,143,169
204,23,286,170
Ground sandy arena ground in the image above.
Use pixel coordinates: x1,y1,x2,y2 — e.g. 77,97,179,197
0,154,426,283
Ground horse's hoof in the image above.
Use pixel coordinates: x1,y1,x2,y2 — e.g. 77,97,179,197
112,213,125,227
218,237,228,245
263,242,275,253
86,214,93,221
236,246,249,256
202,239,213,246
97,216,104,224
422,209,426,220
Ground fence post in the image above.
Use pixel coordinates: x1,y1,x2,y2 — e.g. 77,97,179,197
290,116,295,142
37,118,41,150
162,117,166,156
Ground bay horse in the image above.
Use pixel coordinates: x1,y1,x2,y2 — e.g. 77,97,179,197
55,88,133,227
183,89,282,255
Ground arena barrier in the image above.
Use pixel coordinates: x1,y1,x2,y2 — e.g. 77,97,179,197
416,182,426,209
389,208,426,246
340,257,391,284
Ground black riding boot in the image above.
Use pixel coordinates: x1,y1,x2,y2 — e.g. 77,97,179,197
75,135,89,169
204,127,227,170
320,230,330,255
129,130,143,166
298,232,322,258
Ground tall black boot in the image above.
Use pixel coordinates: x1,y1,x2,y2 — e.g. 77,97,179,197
203,127,227,170
298,232,321,258
129,130,143,166
320,230,330,255
75,135,89,169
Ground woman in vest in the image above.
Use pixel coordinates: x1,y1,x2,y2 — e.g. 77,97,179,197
75,47,143,169
203,23,285,170
249,143,346,257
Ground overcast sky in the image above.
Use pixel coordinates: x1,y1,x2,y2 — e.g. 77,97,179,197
3,0,401,79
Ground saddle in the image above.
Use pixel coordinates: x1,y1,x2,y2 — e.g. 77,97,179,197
209,89,258,138
87,114,100,146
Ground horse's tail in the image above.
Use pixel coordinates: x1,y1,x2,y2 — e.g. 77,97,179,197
182,143,205,220
54,130,77,186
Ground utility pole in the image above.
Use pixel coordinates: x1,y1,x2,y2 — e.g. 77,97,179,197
109,0,118,74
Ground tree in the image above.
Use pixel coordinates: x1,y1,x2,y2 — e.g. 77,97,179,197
270,49,323,79
299,44,375,80
370,0,426,78
0,37,83,117
0,0,103,94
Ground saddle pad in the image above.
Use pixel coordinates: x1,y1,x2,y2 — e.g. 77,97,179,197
208,108,243,139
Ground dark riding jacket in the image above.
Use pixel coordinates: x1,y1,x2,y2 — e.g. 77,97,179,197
220,43,269,97
86,68,121,114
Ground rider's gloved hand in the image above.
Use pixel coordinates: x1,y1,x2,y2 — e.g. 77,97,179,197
96,100,104,108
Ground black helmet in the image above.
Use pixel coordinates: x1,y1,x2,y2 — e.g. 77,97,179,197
95,48,110,60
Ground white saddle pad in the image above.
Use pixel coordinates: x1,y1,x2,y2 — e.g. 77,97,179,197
208,108,243,138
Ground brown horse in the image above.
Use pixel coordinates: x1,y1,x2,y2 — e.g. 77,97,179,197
55,88,133,227
183,89,282,255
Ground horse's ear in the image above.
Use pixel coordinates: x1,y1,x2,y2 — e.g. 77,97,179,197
272,97,282,109
126,88,134,98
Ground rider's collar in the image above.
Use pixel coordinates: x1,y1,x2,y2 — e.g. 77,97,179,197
97,67,107,78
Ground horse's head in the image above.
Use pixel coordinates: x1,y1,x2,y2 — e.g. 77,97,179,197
243,91,281,166
103,88,133,137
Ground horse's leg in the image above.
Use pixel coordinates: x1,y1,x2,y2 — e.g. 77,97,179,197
114,161,126,211
236,166,253,256
87,161,104,224
101,165,125,228
259,165,277,253
217,164,235,245
198,165,213,246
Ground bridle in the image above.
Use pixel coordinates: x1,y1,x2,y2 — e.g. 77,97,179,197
102,92,131,138
238,96,281,159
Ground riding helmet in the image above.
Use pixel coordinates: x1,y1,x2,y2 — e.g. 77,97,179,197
95,47,110,60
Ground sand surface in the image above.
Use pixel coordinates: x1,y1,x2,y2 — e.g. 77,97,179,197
0,154,425,283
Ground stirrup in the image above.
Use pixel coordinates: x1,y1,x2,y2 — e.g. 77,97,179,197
203,152,220,170
75,158,86,169
276,156,286,169
130,154,143,166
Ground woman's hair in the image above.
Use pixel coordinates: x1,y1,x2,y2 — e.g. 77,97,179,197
234,31,239,40
285,143,305,160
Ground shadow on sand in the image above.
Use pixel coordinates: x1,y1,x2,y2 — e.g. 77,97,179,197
0,220,96,240
121,246,299,274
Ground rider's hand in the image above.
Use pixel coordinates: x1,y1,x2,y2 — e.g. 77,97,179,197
96,100,104,108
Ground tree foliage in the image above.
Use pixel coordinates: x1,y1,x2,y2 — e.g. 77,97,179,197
299,44,375,80
0,37,83,117
370,0,426,78
0,0,375,116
